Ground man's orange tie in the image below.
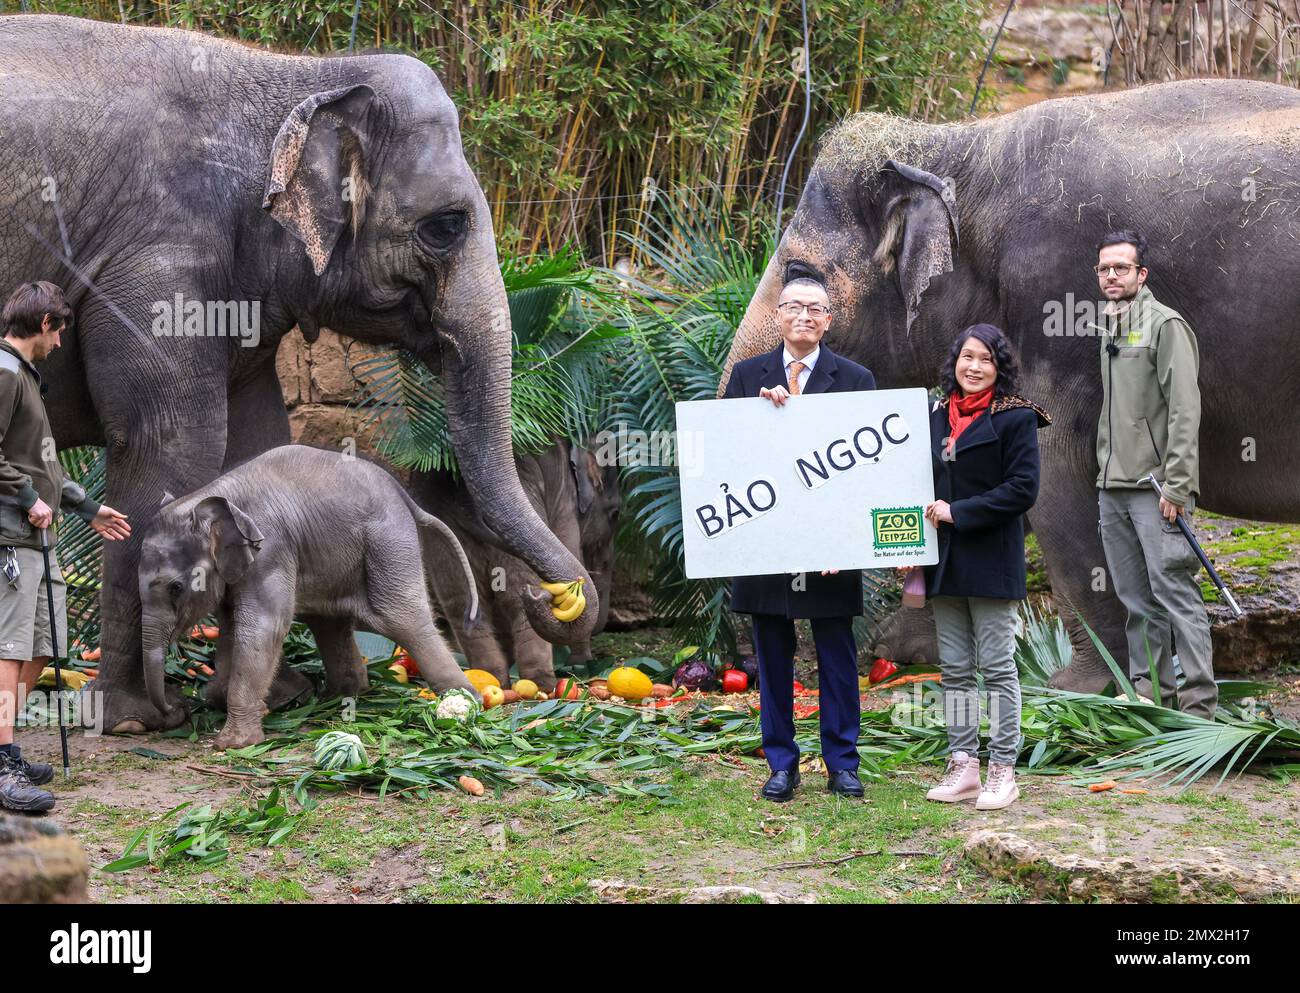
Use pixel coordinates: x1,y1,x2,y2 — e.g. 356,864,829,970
787,361,805,396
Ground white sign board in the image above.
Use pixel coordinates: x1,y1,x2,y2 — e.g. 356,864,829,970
676,388,939,579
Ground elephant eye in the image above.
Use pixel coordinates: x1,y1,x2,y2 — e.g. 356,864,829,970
785,260,822,285
168,579,185,601
416,210,468,253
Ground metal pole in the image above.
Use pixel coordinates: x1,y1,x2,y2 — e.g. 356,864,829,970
40,528,71,779
1137,474,1243,618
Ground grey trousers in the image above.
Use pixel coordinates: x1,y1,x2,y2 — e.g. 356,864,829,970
1098,488,1217,719
931,596,1022,765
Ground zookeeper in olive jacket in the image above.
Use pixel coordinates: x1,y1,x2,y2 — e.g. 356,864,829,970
722,276,875,803
1093,230,1215,718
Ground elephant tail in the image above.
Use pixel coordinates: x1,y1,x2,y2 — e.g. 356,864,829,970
397,489,481,630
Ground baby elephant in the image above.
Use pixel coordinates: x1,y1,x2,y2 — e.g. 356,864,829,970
138,445,479,750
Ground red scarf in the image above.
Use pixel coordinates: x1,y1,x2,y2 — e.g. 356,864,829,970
945,387,994,455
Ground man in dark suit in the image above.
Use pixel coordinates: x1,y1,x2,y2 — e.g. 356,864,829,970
722,276,876,801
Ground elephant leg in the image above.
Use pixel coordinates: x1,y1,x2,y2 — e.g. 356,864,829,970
371,610,472,695
202,606,236,711
265,664,315,711
83,307,233,734
506,607,557,688
223,357,291,468
426,533,513,686
1031,429,1130,694
306,616,369,699
214,613,291,751
362,534,476,695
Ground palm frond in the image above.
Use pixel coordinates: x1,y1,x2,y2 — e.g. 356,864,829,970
584,185,766,651
347,248,623,473
56,445,108,651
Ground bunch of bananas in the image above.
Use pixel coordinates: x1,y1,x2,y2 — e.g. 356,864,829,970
541,577,586,622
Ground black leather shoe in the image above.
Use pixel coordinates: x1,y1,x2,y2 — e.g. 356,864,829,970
761,769,801,802
10,747,53,786
827,769,864,797
0,754,55,813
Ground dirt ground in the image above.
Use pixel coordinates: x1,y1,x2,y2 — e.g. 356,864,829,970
17,718,1300,904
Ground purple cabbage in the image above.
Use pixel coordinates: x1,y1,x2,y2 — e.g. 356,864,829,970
672,659,718,691
738,656,760,690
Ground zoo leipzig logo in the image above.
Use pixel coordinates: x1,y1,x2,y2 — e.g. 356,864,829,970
872,507,925,550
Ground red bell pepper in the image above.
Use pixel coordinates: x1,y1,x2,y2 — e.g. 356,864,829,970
868,657,899,684
721,669,748,694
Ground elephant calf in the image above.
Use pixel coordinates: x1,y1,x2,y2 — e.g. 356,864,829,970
138,445,479,749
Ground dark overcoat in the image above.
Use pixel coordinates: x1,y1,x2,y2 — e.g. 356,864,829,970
723,343,877,618
925,393,1051,600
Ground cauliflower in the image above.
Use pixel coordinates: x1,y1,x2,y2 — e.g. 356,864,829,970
436,687,481,721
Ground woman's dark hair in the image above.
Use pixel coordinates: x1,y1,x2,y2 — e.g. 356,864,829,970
939,323,1020,398
2,281,72,339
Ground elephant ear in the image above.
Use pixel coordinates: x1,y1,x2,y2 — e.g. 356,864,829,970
191,497,265,585
262,84,378,277
568,443,599,517
870,159,960,334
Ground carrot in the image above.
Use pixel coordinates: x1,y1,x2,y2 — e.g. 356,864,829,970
1120,788,1149,795
202,625,220,640
872,673,942,691
80,646,101,663
185,668,197,677
457,775,485,797
1088,780,1118,792
188,625,204,640
82,668,99,679
197,663,215,677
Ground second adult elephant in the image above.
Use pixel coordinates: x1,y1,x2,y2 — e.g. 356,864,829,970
411,439,620,689
720,79,1300,691
0,15,598,733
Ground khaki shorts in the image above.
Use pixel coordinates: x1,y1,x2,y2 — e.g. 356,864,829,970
0,546,67,661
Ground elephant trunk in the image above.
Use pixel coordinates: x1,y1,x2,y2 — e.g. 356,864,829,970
433,234,598,649
718,252,784,396
140,619,175,721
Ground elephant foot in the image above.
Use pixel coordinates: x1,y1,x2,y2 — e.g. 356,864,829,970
323,670,369,700
266,666,315,711
1047,658,1114,695
89,677,189,735
214,724,265,751
202,680,229,711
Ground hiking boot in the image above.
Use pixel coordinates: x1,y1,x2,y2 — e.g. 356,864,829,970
7,745,54,786
975,762,1019,810
926,750,981,803
0,752,55,813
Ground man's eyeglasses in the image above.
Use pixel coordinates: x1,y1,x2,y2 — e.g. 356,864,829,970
1094,263,1140,277
777,302,830,318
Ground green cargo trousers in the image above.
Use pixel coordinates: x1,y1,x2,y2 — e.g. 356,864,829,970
1098,488,1218,719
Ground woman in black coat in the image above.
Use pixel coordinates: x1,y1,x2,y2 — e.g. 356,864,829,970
921,324,1050,811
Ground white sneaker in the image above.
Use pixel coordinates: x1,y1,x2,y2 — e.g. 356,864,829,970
926,751,982,803
975,762,1019,810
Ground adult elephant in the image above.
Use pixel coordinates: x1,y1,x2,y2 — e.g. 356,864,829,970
721,79,1300,692
413,438,621,686
0,13,597,729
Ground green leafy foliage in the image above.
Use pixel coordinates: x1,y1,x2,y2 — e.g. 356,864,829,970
348,246,620,472
33,1,992,255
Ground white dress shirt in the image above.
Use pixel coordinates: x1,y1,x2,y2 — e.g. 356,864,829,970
782,344,820,393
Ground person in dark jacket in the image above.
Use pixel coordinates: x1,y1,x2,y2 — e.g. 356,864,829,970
0,282,131,814
722,276,876,802
922,324,1049,811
